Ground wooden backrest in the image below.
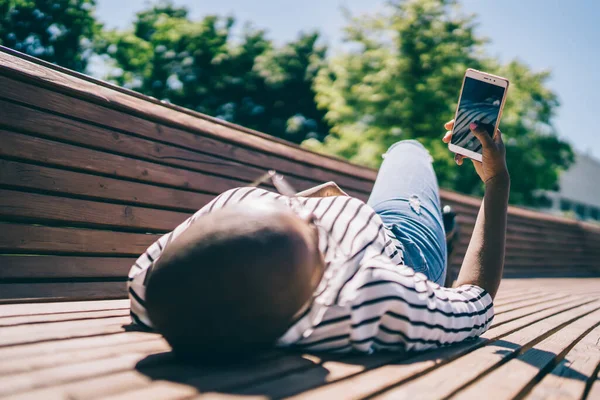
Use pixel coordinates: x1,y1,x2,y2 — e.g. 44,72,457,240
1,46,599,303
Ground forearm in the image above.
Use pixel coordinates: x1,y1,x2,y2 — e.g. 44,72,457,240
455,174,510,299
295,182,348,198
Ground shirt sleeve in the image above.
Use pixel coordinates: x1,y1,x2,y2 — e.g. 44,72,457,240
348,263,494,353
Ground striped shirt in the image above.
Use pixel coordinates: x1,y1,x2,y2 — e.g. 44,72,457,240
128,187,494,353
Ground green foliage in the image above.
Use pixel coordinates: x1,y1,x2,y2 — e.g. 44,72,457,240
0,0,573,205
96,1,329,143
306,0,573,206
0,0,99,71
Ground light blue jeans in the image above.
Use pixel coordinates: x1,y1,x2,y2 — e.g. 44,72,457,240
368,140,447,285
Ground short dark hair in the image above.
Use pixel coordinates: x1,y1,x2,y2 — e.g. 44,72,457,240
145,205,315,362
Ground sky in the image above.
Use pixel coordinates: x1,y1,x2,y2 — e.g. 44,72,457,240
95,0,600,159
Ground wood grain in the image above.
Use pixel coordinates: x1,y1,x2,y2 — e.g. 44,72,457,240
0,223,159,255
0,282,128,303
370,302,600,400
0,255,134,279
0,159,212,212
453,309,600,399
524,323,600,400
0,95,373,194
0,188,188,232
0,50,378,182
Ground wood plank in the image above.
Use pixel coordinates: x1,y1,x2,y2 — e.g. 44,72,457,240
0,99,278,189
233,298,597,400
0,95,373,194
99,382,201,400
0,256,134,279
587,372,600,400
0,223,159,255
3,352,313,399
0,129,368,202
0,316,130,347
0,337,167,376
0,331,151,360
494,292,551,311
524,324,600,400
0,51,378,182
490,295,575,328
0,299,129,318
0,189,187,232
0,129,248,196
280,298,596,400
0,309,130,327
0,353,156,397
452,309,600,399
0,282,128,303
0,159,212,212
494,293,572,314
369,302,600,400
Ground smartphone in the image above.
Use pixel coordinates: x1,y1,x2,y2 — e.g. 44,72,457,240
448,68,509,162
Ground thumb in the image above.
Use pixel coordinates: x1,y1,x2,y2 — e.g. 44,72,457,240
469,121,494,149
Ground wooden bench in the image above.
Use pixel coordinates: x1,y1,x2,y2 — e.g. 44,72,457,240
1,46,600,399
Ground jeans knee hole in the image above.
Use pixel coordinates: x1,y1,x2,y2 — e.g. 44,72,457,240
409,195,421,215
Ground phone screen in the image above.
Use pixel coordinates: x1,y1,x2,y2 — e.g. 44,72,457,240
451,77,506,154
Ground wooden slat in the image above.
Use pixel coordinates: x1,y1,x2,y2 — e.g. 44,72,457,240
493,292,552,311
282,298,595,400
490,295,575,327
0,299,129,318
0,223,159,255
370,302,600,399
0,99,280,189
0,159,212,212
0,49,378,182
0,316,131,347
0,129,249,196
0,95,373,195
0,337,168,377
0,330,148,360
0,309,130,327
0,189,187,232
494,293,572,315
0,353,156,397
2,351,314,399
0,256,134,279
524,324,600,400
587,372,600,400
453,309,600,399
0,282,127,303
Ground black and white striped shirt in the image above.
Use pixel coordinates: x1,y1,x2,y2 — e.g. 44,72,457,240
128,187,494,353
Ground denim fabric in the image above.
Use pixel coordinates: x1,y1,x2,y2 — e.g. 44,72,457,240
367,140,447,284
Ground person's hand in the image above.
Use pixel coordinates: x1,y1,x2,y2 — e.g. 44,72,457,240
442,119,509,184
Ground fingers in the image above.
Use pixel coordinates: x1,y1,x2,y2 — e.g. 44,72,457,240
442,130,452,143
454,153,465,165
444,119,454,130
469,121,494,149
493,128,504,145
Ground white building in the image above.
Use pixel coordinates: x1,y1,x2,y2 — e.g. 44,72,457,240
542,152,600,221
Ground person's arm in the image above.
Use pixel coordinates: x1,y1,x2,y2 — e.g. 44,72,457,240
443,120,510,299
295,181,349,198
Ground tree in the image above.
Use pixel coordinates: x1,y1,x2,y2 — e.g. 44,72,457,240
0,0,100,72
97,0,329,144
306,0,573,206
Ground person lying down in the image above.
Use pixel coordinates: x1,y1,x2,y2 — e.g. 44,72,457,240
127,120,510,362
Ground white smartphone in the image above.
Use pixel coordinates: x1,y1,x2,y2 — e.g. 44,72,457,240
448,68,509,162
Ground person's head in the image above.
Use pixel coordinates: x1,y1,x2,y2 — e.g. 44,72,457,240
145,200,324,362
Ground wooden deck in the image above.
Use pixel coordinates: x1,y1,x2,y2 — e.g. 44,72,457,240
1,278,599,400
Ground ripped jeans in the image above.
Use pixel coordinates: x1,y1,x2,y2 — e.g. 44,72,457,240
368,140,447,285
